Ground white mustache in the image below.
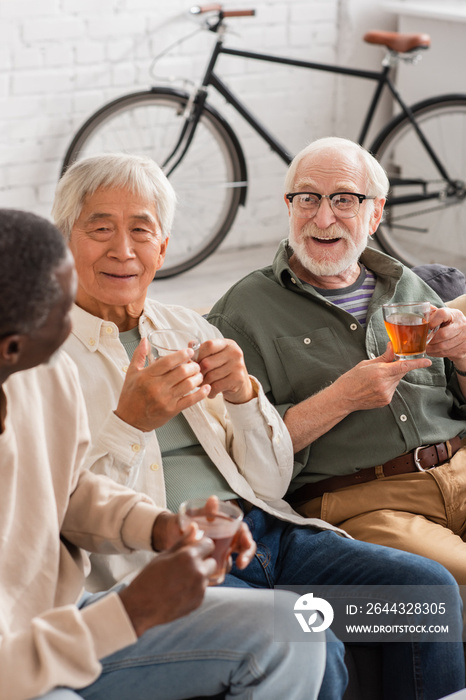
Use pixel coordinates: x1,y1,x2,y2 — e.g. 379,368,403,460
301,222,349,241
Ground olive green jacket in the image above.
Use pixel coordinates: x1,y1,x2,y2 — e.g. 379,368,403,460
209,241,466,490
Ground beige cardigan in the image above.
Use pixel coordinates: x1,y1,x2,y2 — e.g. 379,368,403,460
0,352,162,700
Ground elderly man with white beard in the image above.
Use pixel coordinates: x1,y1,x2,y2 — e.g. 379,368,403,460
209,136,466,586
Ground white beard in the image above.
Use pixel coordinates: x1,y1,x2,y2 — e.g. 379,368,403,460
289,220,369,278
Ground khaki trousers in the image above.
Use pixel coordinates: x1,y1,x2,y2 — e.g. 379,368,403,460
297,447,466,584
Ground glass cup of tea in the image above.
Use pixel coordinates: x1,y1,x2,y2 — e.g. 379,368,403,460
147,329,201,361
147,329,201,394
382,301,433,360
178,497,243,585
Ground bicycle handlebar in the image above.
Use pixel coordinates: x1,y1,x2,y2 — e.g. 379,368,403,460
190,5,255,18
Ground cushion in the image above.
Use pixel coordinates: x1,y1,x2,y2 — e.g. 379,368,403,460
412,264,466,302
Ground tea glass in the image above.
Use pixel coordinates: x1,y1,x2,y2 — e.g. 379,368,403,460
382,302,432,360
147,329,201,361
178,497,243,585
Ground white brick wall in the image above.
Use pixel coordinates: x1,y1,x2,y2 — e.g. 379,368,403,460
0,0,391,252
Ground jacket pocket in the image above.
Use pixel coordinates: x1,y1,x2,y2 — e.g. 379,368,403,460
274,327,353,403
401,355,447,387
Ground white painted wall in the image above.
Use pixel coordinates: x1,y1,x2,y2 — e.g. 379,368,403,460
0,0,397,251
384,2,466,103
335,0,396,144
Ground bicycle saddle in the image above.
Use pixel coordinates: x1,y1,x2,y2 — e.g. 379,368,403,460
364,30,430,53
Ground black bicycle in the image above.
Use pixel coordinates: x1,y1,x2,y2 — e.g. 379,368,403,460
61,3,466,278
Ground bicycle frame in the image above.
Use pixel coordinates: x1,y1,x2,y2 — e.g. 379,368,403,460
59,9,466,276
161,25,458,208
216,44,388,161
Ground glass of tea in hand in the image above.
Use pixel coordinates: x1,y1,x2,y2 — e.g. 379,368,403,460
147,329,201,361
178,497,243,585
382,301,433,360
147,329,201,394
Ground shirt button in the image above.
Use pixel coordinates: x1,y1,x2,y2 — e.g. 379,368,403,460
304,337,311,345
131,444,141,453
370,353,376,359
105,326,113,334
122,365,128,373
149,463,159,471
291,278,297,285
89,338,96,347
400,414,408,422
350,323,358,331
274,436,281,445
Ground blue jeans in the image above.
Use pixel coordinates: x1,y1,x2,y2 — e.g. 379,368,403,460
223,506,465,700
36,587,325,700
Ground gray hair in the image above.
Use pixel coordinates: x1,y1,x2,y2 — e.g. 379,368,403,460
284,137,389,199
52,153,176,240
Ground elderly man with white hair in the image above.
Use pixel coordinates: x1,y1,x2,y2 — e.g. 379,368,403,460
209,136,466,586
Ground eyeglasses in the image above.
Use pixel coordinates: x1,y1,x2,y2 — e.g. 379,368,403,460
285,192,376,219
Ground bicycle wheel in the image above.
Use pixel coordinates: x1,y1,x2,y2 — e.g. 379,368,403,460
62,88,247,278
370,95,466,272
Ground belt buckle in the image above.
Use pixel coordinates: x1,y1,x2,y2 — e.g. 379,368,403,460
414,445,432,472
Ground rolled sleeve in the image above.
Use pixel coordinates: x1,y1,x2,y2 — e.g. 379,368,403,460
121,501,166,552
225,377,292,468
87,411,149,488
222,377,293,500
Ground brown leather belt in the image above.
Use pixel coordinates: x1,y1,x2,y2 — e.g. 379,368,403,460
287,436,463,508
